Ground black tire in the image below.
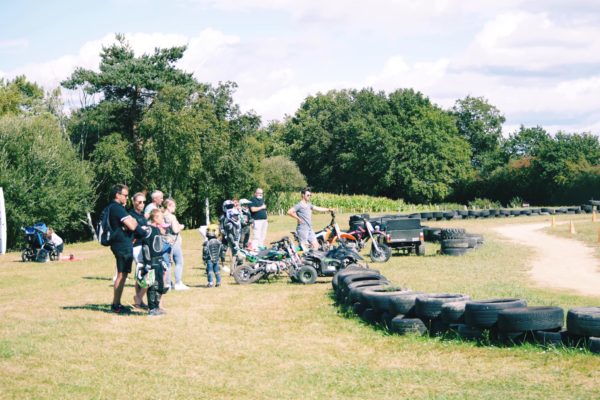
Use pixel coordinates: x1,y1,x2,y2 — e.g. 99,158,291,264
420,212,432,220
338,271,383,297
233,265,262,285
456,324,485,341
466,237,478,248
49,251,59,261
567,307,600,337
347,283,391,306
390,317,427,335
534,330,567,347
415,294,471,319
342,277,388,303
416,243,426,256
423,227,441,242
440,228,466,240
464,298,528,329
352,301,366,316
362,287,412,312
332,264,367,291
440,239,469,249
441,248,470,256
21,250,30,262
361,308,381,324
497,331,527,345
589,337,600,354
426,318,450,336
441,301,468,324
497,306,564,333
381,312,403,330
466,233,484,246
297,264,317,284
387,291,425,316
370,243,392,263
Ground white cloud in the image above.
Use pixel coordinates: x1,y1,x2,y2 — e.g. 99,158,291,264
4,2,600,135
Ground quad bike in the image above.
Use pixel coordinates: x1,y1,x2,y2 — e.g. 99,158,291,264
233,236,303,284
291,242,364,284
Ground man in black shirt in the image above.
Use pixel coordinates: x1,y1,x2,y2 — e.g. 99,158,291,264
249,188,268,248
107,184,138,313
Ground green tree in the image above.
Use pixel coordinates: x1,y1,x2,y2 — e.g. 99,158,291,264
503,125,550,158
0,114,94,249
284,88,472,203
452,96,506,174
0,75,44,116
62,34,195,185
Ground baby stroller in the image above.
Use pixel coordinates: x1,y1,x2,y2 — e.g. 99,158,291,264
21,222,58,262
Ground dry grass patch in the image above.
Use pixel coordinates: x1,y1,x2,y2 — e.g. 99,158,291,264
0,213,598,399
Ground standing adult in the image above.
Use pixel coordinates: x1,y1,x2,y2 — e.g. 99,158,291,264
144,190,164,219
287,187,333,251
249,188,268,248
107,184,138,313
162,198,188,290
130,192,149,309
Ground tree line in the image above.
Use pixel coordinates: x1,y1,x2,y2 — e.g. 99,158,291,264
1,34,599,248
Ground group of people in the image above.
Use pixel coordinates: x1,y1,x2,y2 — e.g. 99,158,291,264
106,183,331,316
107,185,187,316
106,185,270,315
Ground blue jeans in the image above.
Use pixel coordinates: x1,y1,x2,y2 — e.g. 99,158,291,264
206,260,221,285
163,242,184,286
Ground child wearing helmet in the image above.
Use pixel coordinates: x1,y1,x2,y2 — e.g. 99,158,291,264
203,224,222,287
137,209,170,316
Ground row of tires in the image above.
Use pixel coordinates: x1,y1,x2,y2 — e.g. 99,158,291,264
368,205,595,224
424,227,484,256
331,267,600,354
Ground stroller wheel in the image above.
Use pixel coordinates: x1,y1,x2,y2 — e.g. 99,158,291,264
21,249,33,262
49,251,59,261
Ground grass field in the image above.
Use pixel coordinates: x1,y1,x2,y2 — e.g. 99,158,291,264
1,213,599,399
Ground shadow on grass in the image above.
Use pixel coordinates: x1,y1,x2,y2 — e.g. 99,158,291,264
62,303,145,316
83,276,112,281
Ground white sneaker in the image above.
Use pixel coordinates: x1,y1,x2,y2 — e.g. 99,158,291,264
174,282,190,291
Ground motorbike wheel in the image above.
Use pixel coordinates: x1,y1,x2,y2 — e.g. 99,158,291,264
233,265,263,285
297,264,318,284
370,243,392,263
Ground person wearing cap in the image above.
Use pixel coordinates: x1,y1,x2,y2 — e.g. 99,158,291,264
249,188,268,248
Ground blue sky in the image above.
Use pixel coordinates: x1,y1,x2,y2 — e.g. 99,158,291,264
2,0,600,134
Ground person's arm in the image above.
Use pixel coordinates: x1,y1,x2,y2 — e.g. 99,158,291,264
313,205,334,213
170,214,184,234
250,199,266,213
122,215,138,232
287,206,301,224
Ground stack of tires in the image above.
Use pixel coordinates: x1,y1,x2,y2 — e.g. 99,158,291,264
331,269,600,354
439,228,483,256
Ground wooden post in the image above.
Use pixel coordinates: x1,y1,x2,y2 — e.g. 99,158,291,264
569,220,576,234
551,216,555,228
593,210,597,223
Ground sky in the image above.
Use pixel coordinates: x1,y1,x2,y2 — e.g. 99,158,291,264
2,0,600,135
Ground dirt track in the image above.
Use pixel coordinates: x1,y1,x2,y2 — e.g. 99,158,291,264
494,222,600,297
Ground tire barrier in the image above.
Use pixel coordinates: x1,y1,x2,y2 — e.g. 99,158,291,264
332,269,600,355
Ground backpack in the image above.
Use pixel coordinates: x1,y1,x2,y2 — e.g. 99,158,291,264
97,204,115,246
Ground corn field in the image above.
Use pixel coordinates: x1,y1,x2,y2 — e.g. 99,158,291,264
268,192,465,215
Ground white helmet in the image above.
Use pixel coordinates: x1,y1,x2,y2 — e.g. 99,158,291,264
222,200,234,213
